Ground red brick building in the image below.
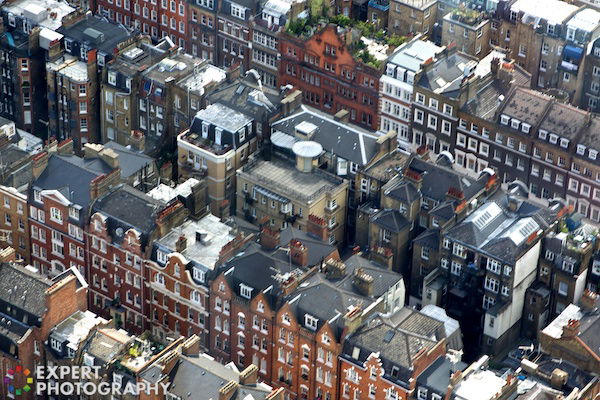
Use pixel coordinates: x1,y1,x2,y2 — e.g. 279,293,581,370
339,312,448,400
95,0,189,50
87,185,186,334
28,144,120,278
0,262,87,400
278,24,381,130
209,226,407,400
146,214,251,347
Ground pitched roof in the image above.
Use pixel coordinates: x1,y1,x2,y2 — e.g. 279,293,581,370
91,185,166,247
32,154,114,212
103,141,154,180
371,209,410,233
0,263,52,319
271,105,380,166
342,310,445,387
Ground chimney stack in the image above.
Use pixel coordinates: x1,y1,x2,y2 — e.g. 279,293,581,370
403,168,424,190
219,381,239,400
580,289,598,311
370,244,394,270
550,368,569,390
353,268,374,297
290,239,308,267
323,259,346,279
307,215,328,241
175,235,187,253
32,151,50,179
561,319,580,339
239,365,258,386
99,148,120,169
260,226,281,249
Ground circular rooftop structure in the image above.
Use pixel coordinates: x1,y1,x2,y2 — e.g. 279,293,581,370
292,141,322,158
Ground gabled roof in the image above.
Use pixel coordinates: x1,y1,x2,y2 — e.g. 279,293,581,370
91,185,166,247
0,263,52,319
31,154,114,212
446,191,561,263
103,141,154,180
342,310,445,387
57,14,133,56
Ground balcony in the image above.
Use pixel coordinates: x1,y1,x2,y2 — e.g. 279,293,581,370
181,131,233,156
179,161,208,179
244,191,255,205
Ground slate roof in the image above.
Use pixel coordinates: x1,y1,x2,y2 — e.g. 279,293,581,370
445,190,561,264
417,356,468,395
223,243,305,308
0,263,52,319
31,154,114,214
417,52,478,97
91,185,166,248
461,66,531,121
278,227,338,266
57,15,132,56
103,141,154,180
499,88,553,127
164,355,273,400
271,105,380,166
387,39,442,72
285,255,403,340
371,209,411,233
413,229,440,249
342,310,445,387
206,72,284,123
361,149,410,181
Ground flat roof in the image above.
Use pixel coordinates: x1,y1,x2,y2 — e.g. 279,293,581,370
4,0,75,31
47,56,88,82
195,103,252,133
388,39,442,72
240,157,345,203
511,0,577,26
156,214,236,270
453,370,506,400
178,64,226,94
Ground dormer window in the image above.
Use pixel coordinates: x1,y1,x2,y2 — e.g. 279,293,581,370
538,130,547,140
240,283,252,299
521,123,530,133
305,314,318,330
500,115,510,125
511,119,520,130
549,134,558,144
193,268,205,282
589,149,598,160
231,3,245,18
201,122,209,138
560,138,569,148
577,144,586,155
215,128,222,145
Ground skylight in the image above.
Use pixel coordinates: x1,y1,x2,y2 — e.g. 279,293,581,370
471,203,503,230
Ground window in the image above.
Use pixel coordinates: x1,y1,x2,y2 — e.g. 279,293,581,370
305,314,318,330
558,281,568,296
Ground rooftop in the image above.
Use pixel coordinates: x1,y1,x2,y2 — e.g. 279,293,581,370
362,149,411,181
453,368,507,400
510,0,577,27
143,52,203,84
271,105,381,166
4,0,76,31
391,0,436,10
47,56,88,82
156,214,236,271
92,185,166,247
147,178,201,204
103,141,154,179
85,328,132,364
239,156,346,203
387,38,442,72
566,8,600,33
177,64,226,94
417,52,479,96
58,14,133,56
50,310,108,353
194,103,253,133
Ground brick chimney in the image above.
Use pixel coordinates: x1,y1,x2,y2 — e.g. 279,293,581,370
226,63,241,83
260,226,281,249
353,268,374,297
175,235,187,253
580,289,598,311
561,319,580,339
290,239,308,267
57,138,74,155
403,168,424,190
323,258,346,279
99,148,119,169
265,388,285,400
370,244,394,270
550,368,568,390
181,335,200,356
343,304,363,334
219,381,239,400
33,151,49,179
129,130,146,152
280,89,302,116
0,247,16,262
84,143,103,159
307,215,328,241
239,365,258,385
446,187,465,202
416,145,430,160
